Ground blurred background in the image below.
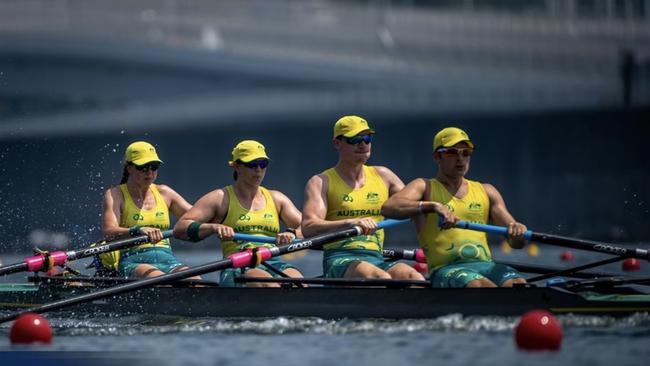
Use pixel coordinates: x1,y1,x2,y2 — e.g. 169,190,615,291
0,0,649,253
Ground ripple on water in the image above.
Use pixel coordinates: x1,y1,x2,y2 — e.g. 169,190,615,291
1,312,647,337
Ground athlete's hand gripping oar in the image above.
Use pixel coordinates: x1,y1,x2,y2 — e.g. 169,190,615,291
0,230,173,277
454,220,650,260
0,220,402,323
232,219,427,263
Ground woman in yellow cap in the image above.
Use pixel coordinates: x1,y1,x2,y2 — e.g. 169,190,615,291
174,140,304,287
100,141,194,278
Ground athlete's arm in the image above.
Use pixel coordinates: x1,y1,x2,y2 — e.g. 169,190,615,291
382,178,458,230
173,189,234,241
270,190,303,244
157,184,192,218
483,183,527,248
301,174,376,237
102,187,131,240
373,166,405,195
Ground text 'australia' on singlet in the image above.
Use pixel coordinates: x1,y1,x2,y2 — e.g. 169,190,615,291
323,166,388,252
98,184,171,271
221,185,281,257
417,179,492,271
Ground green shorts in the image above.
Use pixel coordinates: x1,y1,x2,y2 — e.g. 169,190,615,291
219,257,298,287
118,247,184,278
323,249,398,278
430,261,523,288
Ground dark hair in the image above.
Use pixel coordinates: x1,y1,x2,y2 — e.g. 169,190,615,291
119,164,130,184
233,171,238,181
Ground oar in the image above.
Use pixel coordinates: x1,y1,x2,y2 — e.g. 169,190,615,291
0,220,403,323
232,219,425,262
454,220,650,260
0,231,172,276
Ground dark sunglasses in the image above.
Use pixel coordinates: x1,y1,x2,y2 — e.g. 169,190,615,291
338,134,373,145
238,159,269,169
437,148,473,157
131,163,160,172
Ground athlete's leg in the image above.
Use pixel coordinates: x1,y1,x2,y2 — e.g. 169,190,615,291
170,265,202,280
133,264,165,278
500,278,527,287
386,263,425,281
282,268,304,278
244,267,278,288
344,261,391,279
466,278,497,288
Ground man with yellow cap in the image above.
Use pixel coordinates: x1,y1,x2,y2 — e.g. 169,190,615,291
382,127,528,288
302,116,425,281
101,141,194,278
174,140,305,287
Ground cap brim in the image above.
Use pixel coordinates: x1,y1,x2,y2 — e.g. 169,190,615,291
341,128,375,138
233,154,270,164
438,137,474,150
131,158,163,165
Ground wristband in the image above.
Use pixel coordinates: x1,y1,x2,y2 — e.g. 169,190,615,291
283,228,297,235
129,225,142,237
187,221,202,242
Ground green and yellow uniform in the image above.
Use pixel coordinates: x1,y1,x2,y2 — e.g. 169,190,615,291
322,166,397,278
219,185,297,286
100,184,183,277
418,179,521,287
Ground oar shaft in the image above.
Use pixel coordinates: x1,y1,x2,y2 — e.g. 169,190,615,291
456,220,650,260
0,230,173,277
233,219,410,244
0,222,389,323
0,263,28,276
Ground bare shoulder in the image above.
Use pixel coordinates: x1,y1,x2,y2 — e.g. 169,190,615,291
372,165,396,176
305,173,328,190
268,189,290,202
481,182,498,194
154,184,177,196
105,186,122,199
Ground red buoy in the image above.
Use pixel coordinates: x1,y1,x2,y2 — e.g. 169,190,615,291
9,313,53,344
515,310,562,351
560,251,574,262
413,262,428,275
622,258,641,272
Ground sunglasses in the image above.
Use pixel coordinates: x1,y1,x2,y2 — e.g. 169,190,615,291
437,148,473,157
131,163,160,172
339,134,373,145
238,159,269,169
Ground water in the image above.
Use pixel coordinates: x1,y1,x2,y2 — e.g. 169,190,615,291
0,246,649,365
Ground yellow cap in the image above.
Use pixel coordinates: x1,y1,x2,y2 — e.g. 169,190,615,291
229,140,270,166
333,115,375,139
433,127,474,151
124,141,163,165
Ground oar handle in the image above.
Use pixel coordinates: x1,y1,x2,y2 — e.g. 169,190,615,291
454,220,533,241
455,220,650,261
0,230,174,276
233,219,410,244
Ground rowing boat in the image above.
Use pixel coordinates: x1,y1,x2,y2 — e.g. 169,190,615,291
1,276,649,318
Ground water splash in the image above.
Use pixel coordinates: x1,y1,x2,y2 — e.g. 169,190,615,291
3,313,647,337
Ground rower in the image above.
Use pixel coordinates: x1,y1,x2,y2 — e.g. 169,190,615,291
173,140,304,287
381,127,528,288
301,115,424,281
100,141,195,278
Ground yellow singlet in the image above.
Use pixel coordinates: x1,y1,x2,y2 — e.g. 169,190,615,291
322,166,388,252
417,179,492,271
98,184,171,271
221,185,281,257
